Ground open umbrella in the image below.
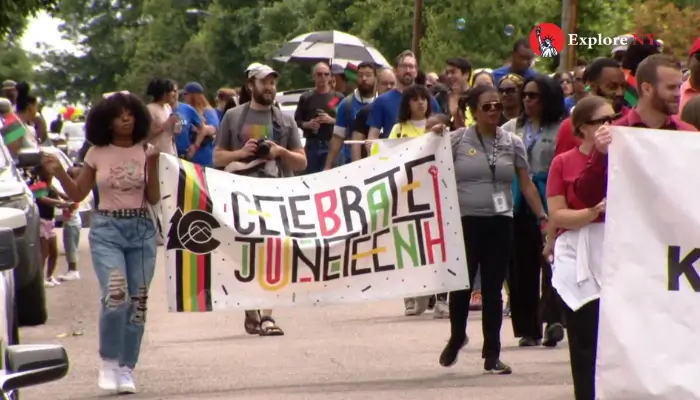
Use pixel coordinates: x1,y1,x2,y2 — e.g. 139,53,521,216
273,30,390,67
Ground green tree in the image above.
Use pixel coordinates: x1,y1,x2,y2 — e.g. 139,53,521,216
0,0,58,38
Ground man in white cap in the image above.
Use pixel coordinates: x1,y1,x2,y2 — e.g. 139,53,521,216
611,34,634,64
213,64,306,337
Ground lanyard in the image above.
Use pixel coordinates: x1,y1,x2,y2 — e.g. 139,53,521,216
524,121,543,150
474,128,500,185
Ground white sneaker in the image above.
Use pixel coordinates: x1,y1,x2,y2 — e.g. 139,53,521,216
433,300,450,319
44,279,55,288
98,360,119,391
59,271,81,281
117,366,137,394
50,276,61,286
404,298,417,316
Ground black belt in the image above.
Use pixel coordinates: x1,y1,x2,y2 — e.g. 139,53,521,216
97,208,148,219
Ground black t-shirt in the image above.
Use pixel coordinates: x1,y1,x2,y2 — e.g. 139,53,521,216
353,104,372,159
294,90,345,142
30,175,56,220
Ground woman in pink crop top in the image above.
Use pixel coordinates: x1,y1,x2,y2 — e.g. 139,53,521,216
41,92,160,394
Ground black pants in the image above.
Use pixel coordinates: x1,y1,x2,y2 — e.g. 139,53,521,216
565,300,600,400
448,215,512,359
509,212,564,339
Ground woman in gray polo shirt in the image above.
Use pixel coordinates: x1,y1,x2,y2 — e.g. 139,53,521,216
437,85,547,374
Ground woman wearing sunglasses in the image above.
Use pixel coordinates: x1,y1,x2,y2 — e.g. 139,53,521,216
432,85,546,375
546,96,615,400
497,74,524,126
502,74,568,349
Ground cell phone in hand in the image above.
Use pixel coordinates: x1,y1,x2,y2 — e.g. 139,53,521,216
316,109,327,116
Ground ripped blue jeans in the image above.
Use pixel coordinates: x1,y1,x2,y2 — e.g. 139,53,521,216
89,213,156,369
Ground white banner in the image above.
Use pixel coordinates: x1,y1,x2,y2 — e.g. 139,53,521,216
158,133,468,312
598,127,700,399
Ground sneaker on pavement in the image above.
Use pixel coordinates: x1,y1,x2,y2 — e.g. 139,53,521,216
484,358,513,375
117,366,137,394
518,337,541,347
404,298,418,316
439,335,469,367
433,300,449,319
98,360,119,391
413,296,430,316
59,271,81,281
44,279,55,288
542,322,565,347
49,276,61,286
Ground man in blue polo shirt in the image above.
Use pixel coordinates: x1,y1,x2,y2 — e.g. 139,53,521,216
366,50,440,141
324,62,378,170
492,39,538,84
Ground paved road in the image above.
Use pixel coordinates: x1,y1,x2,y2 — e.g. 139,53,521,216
21,229,574,399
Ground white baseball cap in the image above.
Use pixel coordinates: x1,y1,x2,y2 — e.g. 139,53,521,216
248,64,279,80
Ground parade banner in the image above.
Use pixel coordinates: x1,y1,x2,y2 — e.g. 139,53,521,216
597,127,700,399
159,133,468,312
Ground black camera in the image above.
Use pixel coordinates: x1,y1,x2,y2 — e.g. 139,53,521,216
255,138,271,158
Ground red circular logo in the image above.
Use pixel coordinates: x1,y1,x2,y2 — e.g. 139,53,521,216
529,23,564,58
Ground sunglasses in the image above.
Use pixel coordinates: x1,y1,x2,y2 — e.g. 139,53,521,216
573,77,584,82
586,113,621,125
499,87,517,95
523,92,540,100
560,80,572,85
480,102,503,112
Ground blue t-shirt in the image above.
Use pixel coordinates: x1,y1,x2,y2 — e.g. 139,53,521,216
188,108,218,167
367,89,440,138
564,96,576,112
492,66,538,86
334,95,375,161
174,102,203,161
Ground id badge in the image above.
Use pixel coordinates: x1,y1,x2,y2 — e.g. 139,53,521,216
492,191,508,213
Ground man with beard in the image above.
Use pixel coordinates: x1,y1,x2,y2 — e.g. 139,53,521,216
492,39,538,86
214,64,306,337
325,62,377,170
434,57,472,128
295,62,345,174
366,50,440,141
555,58,627,157
350,67,396,161
574,54,697,208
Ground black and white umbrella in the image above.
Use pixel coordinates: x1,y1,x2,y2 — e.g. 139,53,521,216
273,30,390,67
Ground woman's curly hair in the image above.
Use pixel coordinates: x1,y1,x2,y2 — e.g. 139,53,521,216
85,92,151,147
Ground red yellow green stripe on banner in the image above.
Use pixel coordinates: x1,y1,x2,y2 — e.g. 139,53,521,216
0,113,27,145
29,181,49,199
174,160,213,312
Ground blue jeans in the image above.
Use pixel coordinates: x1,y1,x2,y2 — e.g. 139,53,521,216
304,140,344,175
89,213,157,369
62,224,81,263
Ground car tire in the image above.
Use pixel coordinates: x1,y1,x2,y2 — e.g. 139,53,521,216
15,271,47,327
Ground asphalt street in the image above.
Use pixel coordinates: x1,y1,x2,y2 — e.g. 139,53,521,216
21,229,574,399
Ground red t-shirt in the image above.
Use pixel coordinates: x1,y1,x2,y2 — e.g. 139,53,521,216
554,117,580,158
546,148,604,235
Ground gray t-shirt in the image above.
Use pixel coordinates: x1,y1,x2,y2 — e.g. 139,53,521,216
216,104,302,177
451,126,529,217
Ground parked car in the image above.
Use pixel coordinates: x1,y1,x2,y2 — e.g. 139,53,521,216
276,88,311,107
0,139,47,327
59,122,86,163
0,207,70,399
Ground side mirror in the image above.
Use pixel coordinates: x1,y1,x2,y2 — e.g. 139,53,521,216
0,345,69,393
15,150,42,169
0,228,18,271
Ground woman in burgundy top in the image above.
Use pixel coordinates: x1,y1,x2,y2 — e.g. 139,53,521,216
546,96,613,400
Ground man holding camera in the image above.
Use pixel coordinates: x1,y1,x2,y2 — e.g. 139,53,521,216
214,64,306,336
